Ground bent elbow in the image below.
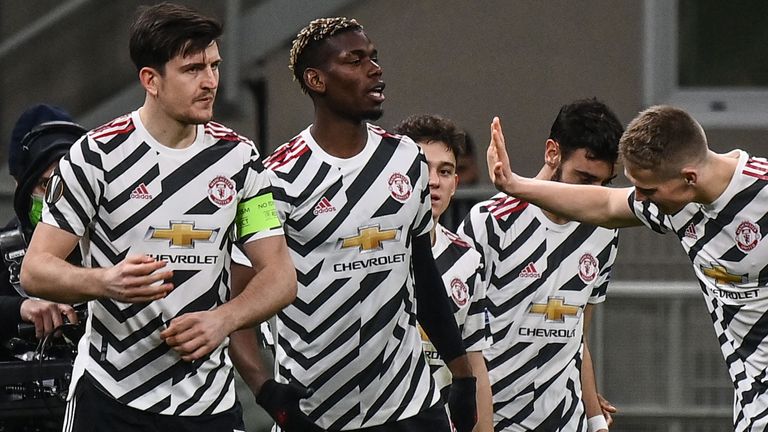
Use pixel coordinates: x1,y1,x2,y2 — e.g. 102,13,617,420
283,267,298,306
19,258,39,296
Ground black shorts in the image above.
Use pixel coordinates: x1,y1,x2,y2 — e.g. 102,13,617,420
341,402,451,432
62,377,245,432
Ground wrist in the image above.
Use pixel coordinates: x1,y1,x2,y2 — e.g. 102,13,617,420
587,414,608,432
446,354,473,378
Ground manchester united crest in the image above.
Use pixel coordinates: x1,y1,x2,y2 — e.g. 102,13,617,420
735,221,761,252
578,253,599,283
208,175,236,207
450,277,469,306
388,173,412,202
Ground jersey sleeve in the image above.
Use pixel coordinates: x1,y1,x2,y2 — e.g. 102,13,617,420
236,146,284,244
588,230,619,304
628,189,673,234
458,204,491,287
462,262,491,352
412,150,434,237
42,135,103,237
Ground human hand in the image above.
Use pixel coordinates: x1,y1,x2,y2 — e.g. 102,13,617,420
598,393,616,426
101,255,173,303
448,376,477,432
255,379,324,432
161,309,231,361
486,117,519,195
19,299,78,339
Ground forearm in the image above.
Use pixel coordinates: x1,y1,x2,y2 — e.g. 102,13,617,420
21,252,103,303
412,234,466,364
468,352,493,432
219,242,296,333
581,343,603,418
504,176,639,229
229,326,271,395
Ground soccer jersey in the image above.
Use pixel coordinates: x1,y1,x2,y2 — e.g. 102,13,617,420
459,193,618,432
421,223,488,400
42,111,281,416
263,124,440,430
630,150,768,431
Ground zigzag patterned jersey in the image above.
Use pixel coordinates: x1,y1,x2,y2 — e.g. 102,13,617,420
264,124,440,430
43,110,281,415
459,194,618,431
631,151,768,432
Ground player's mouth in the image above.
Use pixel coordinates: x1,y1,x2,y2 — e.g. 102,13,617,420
367,82,385,103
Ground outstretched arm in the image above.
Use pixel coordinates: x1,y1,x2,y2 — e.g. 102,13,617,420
487,117,641,229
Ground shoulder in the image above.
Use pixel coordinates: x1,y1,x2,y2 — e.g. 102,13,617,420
204,121,253,145
438,225,472,250
480,193,529,221
368,123,419,152
89,114,135,142
263,132,310,172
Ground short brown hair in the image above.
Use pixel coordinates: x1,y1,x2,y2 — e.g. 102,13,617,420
129,2,222,73
619,105,707,176
394,114,465,159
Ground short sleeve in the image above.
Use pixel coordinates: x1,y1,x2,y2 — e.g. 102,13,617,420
412,150,434,237
628,189,672,234
236,147,284,243
42,135,102,236
588,230,619,304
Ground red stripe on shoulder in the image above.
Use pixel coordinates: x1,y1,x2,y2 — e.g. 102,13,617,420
368,124,399,139
264,136,309,170
441,227,471,249
90,115,134,140
487,197,528,220
204,121,253,145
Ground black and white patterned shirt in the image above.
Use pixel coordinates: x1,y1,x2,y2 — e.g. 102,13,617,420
43,111,281,415
460,194,617,431
264,124,440,430
631,150,768,431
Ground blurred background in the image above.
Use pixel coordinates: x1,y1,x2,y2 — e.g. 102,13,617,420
2,0,767,430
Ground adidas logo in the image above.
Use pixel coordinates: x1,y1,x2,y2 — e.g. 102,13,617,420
313,197,336,215
684,223,697,240
130,183,152,200
519,262,541,278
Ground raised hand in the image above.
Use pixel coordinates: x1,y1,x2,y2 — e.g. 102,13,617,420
486,116,518,194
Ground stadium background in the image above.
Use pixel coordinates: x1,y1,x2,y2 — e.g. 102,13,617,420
2,1,766,430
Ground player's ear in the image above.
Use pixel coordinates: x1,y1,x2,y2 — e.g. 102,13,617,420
545,139,561,167
304,68,325,94
682,168,698,187
139,67,161,97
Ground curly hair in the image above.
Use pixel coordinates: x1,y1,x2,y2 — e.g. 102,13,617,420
289,17,363,93
394,114,465,159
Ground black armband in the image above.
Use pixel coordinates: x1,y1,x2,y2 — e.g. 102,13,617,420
412,233,466,363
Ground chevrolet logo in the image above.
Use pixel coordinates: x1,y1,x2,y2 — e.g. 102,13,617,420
146,221,218,248
528,296,582,322
340,225,399,252
701,264,747,285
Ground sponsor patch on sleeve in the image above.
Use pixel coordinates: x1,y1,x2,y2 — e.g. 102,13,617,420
236,193,280,238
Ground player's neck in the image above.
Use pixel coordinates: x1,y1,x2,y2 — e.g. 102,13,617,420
138,105,197,149
696,151,739,205
430,222,438,246
310,111,368,158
